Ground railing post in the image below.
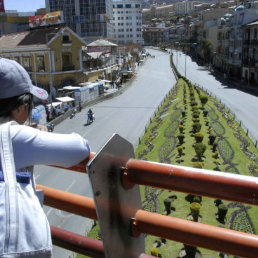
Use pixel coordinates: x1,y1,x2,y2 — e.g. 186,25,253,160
87,134,145,258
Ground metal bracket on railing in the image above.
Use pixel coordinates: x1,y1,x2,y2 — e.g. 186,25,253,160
87,134,145,258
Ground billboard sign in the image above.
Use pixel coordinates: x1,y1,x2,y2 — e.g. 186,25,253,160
0,0,5,13
29,11,64,28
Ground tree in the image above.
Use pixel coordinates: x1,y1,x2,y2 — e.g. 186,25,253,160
200,38,213,64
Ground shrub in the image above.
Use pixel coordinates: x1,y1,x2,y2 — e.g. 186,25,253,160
214,199,223,206
177,133,184,145
150,248,159,257
212,152,219,159
185,194,195,203
194,132,204,143
218,203,228,222
200,95,208,107
214,166,221,171
192,118,200,123
193,196,202,203
194,143,206,160
192,112,200,118
184,244,197,257
192,105,199,111
191,101,198,106
209,133,216,145
212,141,217,152
190,202,201,222
179,125,184,133
193,162,203,168
193,122,202,133
164,198,172,215
177,146,183,156
203,109,208,117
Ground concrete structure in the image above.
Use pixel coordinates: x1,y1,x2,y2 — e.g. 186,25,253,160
227,3,258,79
142,4,175,21
112,0,143,45
175,0,194,16
45,0,114,42
0,25,87,99
142,26,165,45
83,39,118,81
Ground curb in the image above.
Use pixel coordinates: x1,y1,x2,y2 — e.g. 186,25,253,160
49,75,137,127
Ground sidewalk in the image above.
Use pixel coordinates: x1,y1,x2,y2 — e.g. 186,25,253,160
49,77,135,126
211,69,258,96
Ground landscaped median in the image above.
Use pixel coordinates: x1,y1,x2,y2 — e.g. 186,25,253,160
135,77,258,257
79,58,258,258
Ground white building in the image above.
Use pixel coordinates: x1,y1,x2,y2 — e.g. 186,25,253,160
112,0,143,45
175,0,195,16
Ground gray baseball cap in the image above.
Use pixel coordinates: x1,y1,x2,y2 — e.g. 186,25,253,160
0,58,48,100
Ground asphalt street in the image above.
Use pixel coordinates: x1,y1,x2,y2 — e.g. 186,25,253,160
172,50,258,144
35,48,176,257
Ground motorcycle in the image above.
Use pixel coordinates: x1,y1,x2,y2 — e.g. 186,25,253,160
47,123,55,132
70,109,76,119
87,112,95,125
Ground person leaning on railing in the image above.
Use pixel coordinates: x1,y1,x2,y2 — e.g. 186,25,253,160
0,58,91,255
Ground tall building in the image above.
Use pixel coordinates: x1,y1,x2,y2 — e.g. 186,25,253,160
112,0,143,45
45,0,114,42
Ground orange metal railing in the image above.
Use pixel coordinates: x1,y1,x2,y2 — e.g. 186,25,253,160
39,153,258,257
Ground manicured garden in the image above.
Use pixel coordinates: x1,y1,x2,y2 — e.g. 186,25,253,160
135,76,258,257
78,57,258,258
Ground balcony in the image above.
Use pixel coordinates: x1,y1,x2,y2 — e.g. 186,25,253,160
37,134,258,257
62,65,75,71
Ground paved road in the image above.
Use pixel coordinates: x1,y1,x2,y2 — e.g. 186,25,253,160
172,50,258,143
35,48,176,257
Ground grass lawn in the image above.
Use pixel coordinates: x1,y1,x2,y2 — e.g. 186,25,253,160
77,77,258,258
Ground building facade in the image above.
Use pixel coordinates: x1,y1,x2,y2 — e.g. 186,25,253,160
112,0,143,45
0,25,87,99
45,0,114,42
242,20,258,85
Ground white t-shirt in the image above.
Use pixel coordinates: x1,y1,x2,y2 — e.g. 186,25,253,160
0,124,91,171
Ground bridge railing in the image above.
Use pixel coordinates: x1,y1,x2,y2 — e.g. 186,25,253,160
37,134,258,258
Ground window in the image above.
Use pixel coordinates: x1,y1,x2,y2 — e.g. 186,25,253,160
135,4,140,8
37,56,45,71
117,4,123,8
125,4,131,8
23,57,31,71
14,56,20,64
62,53,73,69
62,34,71,43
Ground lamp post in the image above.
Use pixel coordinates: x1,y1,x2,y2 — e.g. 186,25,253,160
185,50,187,77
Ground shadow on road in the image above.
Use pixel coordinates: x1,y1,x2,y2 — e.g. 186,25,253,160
190,56,258,97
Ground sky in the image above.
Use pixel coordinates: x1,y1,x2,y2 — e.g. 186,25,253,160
4,0,45,12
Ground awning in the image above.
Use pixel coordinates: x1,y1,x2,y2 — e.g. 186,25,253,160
87,52,103,59
62,86,81,90
46,102,62,108
56,97,75,102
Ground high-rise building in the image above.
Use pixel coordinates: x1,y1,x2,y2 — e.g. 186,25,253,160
112,0,143,45
45,0,114,42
